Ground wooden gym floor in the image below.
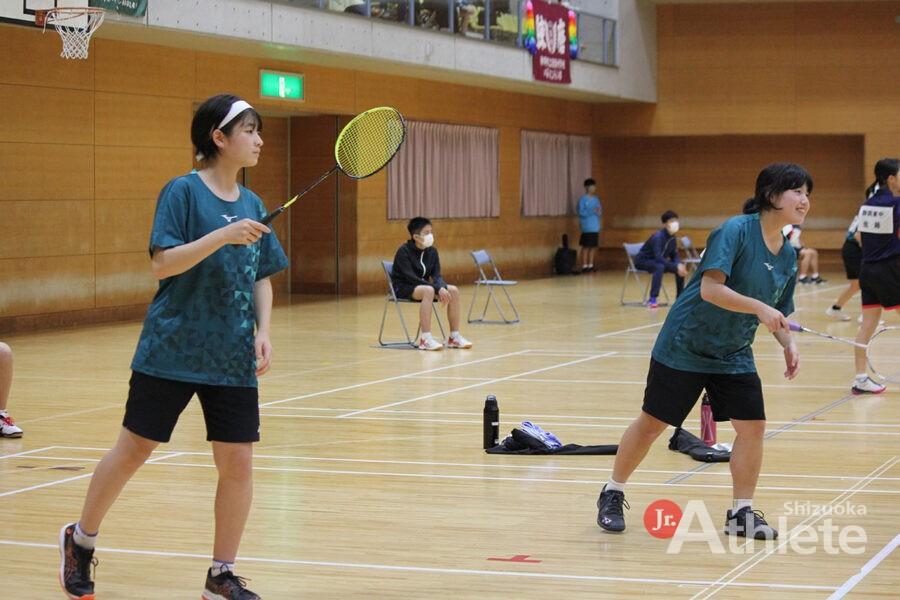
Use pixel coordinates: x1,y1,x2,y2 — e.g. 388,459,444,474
1,272,897,598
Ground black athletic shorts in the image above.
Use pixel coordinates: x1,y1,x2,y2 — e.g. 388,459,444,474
123,371,260,443
579,232,599,248
841,239,862,280
641,358,766,426
860,255,900,311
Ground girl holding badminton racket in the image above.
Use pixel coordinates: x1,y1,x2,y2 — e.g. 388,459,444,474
597,163,811,541
59,94,288,600
852,158,900,395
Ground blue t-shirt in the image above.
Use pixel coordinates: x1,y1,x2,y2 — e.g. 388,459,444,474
859,188,900,263
577,195,601,233
131,173,289,387
652,213,797,374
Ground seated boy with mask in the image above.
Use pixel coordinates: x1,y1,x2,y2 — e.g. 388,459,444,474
391,217,473,351
635,210,687,308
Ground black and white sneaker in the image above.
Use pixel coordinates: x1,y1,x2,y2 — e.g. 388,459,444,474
724,507,778,540
596,485,628,532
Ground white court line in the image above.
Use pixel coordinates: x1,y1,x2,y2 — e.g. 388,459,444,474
20,448,900,483
411,375,851,390
689,456,899,599
260,406,900,429
0,452,184,499
827,533,900,599
0,539,838,592
259,350,531,408
336,353,618,418
0,446,54,461
594,322,662,338
17,404,121,425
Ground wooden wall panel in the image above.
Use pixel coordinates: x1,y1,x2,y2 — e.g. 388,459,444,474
0,25,93,90
94,252,157,308
95,147,192,200
0,256,94,317
94,199,156,254
95,93,194,148
0,143,94,201
0,84,94,145
0,201,93,259
94,39,196,99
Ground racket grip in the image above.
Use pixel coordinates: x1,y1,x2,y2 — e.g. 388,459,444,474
261,208,283,225
788,321,802,332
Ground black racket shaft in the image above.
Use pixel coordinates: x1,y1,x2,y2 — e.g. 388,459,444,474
261,165,339,225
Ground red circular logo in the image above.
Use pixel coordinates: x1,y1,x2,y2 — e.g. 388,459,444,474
643,499,682,538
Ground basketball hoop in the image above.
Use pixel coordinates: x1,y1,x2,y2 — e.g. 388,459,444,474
35,7,105,60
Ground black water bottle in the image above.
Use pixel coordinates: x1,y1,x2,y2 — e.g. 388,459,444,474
483,395,499,449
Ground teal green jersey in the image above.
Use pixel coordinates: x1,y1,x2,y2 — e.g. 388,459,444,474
652,213,797,374
131,173,289,387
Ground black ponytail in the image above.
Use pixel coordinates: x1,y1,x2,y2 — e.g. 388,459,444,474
873,158,900,188
742,162,813,214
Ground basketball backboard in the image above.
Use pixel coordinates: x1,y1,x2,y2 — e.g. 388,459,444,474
0,0,89,26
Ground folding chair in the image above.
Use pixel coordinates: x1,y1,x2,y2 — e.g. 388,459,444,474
680,236,703,273
620,243,671,307
378,260,445,348
467,250,520,324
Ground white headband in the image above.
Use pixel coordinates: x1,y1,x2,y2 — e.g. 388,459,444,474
218,100,254,130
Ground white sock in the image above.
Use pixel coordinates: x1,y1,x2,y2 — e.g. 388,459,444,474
855,373,868,381
0,410,7,418
450,331,459,339
812,272,819,279
588,264,594,269
73,523,97,550
605,478,625,493
421,331,433,340
210,560,234,577
734,498,752,511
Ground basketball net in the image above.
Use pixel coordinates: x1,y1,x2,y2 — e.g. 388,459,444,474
36,8,105,60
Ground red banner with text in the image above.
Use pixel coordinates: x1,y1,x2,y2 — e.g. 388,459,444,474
531,0,571,84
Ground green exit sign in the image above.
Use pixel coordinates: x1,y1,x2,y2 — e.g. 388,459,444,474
259,70,304,101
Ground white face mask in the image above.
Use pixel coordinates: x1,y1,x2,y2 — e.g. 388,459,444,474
666,221,680,235
419,233,434,248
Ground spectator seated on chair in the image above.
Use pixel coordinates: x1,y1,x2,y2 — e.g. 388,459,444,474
391,217,473,351
782,224,826,284
634,210,687,308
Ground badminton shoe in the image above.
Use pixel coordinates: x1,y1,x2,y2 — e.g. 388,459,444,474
724,507,778,540
417,336,443,351
447,334,472,349
596,485,628,532
59,523,96,600
851,375,886,395
825,307,851,321
203,569,261,600
0,411,22,438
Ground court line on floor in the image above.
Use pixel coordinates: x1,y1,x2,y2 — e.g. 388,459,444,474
827,533,900,599
594,323,663,338
259,406,900,429
0,451,183,499
336,352,618,418
259,350,531,408
19,448,900,483
0,446,54,461
0,539,839,592
689,456,898,599
408,375,852,390
16,404,122,425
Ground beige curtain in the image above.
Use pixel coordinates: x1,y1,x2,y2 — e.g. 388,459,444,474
568,135,593,212
388,121,499,219
520,131,570,216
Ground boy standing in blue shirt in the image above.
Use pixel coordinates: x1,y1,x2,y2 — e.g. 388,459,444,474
577,178,602,273
59,95,288,600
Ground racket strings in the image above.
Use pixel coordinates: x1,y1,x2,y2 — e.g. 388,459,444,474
336,108,405,178
867,327,900,383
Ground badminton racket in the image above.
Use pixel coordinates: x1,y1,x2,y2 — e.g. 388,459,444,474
789,321,900,383
261,106,406,225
